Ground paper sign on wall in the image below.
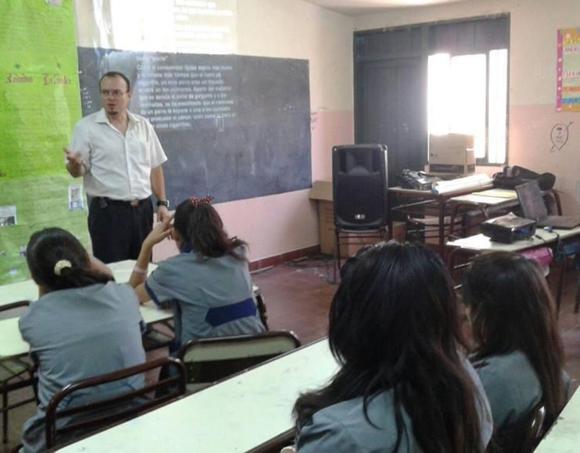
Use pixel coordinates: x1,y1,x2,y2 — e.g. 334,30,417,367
557,28,580,112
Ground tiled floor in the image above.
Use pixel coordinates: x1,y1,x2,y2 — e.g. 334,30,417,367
2,255,579,452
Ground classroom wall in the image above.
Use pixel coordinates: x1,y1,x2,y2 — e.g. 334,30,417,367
355,0,580,214
75,0,355,262
217,0,354,262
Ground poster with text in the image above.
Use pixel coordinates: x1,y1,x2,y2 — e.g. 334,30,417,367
557,28,580,112
0,0,87,285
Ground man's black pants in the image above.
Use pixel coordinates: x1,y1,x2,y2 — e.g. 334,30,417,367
88,197,153,263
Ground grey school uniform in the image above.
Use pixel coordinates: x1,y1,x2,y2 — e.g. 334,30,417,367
473,350,543,430
297,358,493,453
145,248,265,348
18,282,146,453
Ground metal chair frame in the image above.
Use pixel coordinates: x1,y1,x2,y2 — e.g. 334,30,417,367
1,301,37,444
45,357,186,449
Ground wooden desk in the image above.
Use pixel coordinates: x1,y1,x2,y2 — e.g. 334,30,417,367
388,184,494,253
535,389,579,453
449,188,518,206
58,339,338,453
0,260,172,361
447,189,519,237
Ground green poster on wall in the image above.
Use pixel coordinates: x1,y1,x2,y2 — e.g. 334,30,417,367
0,0,87,284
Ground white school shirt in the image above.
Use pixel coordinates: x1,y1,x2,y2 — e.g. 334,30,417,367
69,108,167,200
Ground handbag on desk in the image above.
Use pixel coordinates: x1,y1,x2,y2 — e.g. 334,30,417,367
493,166,556,191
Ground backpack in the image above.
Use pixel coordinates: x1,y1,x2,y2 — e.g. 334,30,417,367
493,166,556,191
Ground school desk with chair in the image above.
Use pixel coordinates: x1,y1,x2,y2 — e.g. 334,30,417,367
0,259,266,360
446,225,580,312
57,338,338,453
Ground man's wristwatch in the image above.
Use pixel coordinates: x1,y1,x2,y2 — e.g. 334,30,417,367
156,199,170,208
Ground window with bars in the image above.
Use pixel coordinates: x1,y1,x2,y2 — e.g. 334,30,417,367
428,48,508,165
355,15,510,169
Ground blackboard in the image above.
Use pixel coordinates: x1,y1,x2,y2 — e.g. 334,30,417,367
77,47,312,205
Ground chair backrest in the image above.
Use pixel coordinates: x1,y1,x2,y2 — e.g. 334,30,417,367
489,401,547,453
179,331,301,388
0,300,30,320
45,357,186,449
516,180,549,221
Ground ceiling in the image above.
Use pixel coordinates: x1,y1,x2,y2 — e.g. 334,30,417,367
303,0,471,16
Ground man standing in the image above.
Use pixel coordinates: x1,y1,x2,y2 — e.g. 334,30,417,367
65,71,170,263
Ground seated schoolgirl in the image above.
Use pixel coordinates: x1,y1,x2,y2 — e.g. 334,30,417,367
19,228,146,453
463,252,568,433
129,196,265,351
294,242,493,453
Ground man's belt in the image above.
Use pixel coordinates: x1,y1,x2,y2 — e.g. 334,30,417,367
93,196,150,208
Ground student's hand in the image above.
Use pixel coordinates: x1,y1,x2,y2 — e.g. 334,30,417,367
143,216,173,249
64,147,85,176
157,205,171,223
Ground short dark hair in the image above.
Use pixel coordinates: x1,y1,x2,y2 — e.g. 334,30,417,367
26,227,113,291
99,71,131,92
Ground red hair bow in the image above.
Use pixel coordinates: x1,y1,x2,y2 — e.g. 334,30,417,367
190,195,214,207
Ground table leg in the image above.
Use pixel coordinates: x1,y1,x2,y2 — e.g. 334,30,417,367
555,258,568,315
439,201,446,257
387,192,394,240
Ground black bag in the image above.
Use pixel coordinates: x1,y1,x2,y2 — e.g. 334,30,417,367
399,169,440,191
493,166,555,191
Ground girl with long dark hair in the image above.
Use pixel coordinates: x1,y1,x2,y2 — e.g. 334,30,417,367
129,196,264,350
294,242,492,453
19,228,146,452
463,252,568,432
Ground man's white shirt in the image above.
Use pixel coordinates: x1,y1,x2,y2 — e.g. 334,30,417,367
69,108,167,200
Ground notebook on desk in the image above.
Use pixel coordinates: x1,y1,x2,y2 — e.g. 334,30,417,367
516,180,580,229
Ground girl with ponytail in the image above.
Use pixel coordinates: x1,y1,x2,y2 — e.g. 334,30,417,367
19,228,146,452
25,227,113,292
130,196,265,351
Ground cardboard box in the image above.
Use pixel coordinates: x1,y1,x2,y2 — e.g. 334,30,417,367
428,133,476,175
310,180,335,255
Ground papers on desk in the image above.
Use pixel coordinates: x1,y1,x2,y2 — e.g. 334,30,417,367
432,174,493,195
451,189,518,206
475,189,518,199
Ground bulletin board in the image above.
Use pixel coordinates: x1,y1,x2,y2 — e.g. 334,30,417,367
0,0,85,285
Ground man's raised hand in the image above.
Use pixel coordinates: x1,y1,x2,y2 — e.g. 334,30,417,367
64,148,85,177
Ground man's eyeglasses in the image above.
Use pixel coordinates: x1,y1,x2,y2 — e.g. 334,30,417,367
100,89,127,98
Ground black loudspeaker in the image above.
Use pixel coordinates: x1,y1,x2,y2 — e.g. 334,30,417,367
332,144,388,230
